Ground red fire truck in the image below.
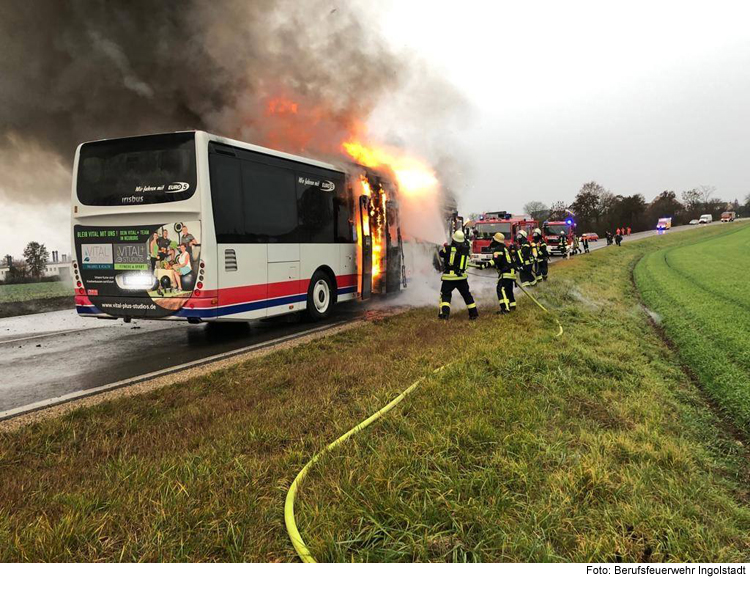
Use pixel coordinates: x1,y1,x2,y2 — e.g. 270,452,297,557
542,220,576,256
469,211,538,263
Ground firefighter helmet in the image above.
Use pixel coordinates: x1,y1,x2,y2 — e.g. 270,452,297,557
493,232,505,242
533,228,542,236
452,230,465,242
518,230,527,238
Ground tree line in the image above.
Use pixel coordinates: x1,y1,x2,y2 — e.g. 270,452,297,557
522,184,750,235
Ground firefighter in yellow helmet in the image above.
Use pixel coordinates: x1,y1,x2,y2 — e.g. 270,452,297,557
438,230,478,320
515,230,537,287
532,227,549,281
479,232,516,314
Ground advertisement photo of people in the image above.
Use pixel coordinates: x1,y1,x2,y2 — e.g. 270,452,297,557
146,222,201,306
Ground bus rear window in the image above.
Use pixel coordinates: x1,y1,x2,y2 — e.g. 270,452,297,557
77,133,197,206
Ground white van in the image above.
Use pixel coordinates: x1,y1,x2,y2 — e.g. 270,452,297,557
699,214,712,224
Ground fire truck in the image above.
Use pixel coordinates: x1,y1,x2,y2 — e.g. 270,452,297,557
469,211,538,263
542,220,576,256
657,217,672,230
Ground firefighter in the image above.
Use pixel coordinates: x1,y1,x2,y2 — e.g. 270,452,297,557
559,234,569,259
515,230,536,287
581,233,590,254
532,228,549,280
479,232,516,313
438,230,478,321
528,229,539,279
615,232,623,246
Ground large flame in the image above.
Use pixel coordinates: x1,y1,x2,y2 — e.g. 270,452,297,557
342,141,438,196
359,175,386,281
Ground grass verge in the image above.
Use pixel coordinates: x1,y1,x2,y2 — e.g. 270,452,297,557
0,282,74,318
634,223,750,437
0,224,748,561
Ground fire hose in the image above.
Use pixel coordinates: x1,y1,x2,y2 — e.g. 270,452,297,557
465,269,564,337
284,271,564,562
284,364,453,562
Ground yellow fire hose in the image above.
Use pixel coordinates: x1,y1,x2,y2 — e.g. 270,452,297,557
284,271,562,562
284,364,452,562
514,281,564,337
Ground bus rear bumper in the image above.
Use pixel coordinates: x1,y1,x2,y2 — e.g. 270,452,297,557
75,294,218,321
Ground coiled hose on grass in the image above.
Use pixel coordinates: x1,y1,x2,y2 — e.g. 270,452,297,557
284,275,563,562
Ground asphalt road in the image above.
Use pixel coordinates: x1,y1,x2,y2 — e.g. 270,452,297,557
0,221,719,417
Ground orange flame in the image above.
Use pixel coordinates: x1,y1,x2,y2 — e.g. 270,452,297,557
266,97,299,115
359,175,385,281
342,141,438,196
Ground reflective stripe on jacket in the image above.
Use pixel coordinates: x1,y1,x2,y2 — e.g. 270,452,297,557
487,240,516,279
440,240,470,280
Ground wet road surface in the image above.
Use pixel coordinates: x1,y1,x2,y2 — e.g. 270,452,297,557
0,304,363,415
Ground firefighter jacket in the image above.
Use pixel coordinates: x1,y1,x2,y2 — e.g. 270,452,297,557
439,240,471,280
516,238,533,267
486,240,516,279
534,239,550,260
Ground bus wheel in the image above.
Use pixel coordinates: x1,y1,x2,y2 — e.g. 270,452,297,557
306,271,334,320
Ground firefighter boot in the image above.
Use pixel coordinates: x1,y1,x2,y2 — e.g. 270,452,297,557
468,304,479,321
438,303,450,320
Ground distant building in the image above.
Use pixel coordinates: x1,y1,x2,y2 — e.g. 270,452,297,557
0,251,72,282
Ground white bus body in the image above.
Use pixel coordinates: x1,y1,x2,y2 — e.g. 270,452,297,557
71,131,376,323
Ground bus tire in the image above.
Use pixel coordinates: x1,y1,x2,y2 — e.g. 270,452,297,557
306,270,334,321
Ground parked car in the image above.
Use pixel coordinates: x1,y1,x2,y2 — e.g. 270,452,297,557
582,232,599,241
689,219,699,225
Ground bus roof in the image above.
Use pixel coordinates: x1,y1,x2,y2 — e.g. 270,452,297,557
78,130,347,175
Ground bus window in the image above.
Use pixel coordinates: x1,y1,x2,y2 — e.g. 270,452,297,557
334,190,355,243
297,173,334,243
77,132,196,206
209,154,245,242
242,161,298,243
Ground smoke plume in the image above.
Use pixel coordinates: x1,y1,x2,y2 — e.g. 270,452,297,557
0,0,410,203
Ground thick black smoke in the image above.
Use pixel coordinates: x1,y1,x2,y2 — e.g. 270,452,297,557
0,0,403,202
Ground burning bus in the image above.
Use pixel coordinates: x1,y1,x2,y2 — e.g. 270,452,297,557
469,211,538,263
71,131,406,324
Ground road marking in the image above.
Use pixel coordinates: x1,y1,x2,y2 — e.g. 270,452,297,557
0,320,348,421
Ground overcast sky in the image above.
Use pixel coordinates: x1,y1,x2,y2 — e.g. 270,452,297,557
379,0,750,214
2,0,749,257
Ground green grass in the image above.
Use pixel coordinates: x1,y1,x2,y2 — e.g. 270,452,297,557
634,223,750,437
0,281,73,303
0,224,749,562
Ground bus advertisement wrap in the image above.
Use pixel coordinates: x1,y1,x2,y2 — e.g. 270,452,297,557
74,221,202,318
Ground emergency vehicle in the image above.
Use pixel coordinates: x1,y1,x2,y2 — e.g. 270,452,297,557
542,220,576,256
657,217,672,230
721,211,736,222
469,211,538,263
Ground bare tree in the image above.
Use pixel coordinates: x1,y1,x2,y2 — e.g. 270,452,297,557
523,200,549,220
698,185,716,204
548,200,568,221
